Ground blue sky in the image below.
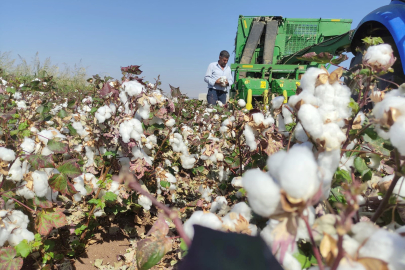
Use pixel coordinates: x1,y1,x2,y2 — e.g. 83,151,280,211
0,0,389,97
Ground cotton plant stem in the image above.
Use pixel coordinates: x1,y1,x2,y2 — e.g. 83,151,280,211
302,214,324,270
2,195,36,213
287,123,297,151
371,149,402,222
128,178,192,247
331,234,344,270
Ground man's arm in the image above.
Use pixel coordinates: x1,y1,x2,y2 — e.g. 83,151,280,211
204,63,216,87
226,67,234,86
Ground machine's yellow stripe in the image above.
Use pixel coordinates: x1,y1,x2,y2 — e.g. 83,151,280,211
244,20,247,29
331,19,340,22
242,65,253,68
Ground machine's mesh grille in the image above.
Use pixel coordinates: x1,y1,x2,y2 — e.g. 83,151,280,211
284,23,318,56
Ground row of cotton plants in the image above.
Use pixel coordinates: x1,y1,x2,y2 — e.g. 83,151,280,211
0,42,404,270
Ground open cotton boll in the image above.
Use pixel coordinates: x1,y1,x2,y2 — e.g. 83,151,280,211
0,147,16,162
389,117,405,156
281,252,302,270
351,221,380,245
252,113,265,125
271,96,285,109
16,181,35,199
95,105,113,123
300,67,327,94
45,187,58,202
138,195,152,210
121,80,144,96
136,100,150,120
363,44,396,72
282,105,293,124
32,171,49,197
132,146,153,166
243,125,257,151
71,121,89,137
267,150,287,184
314,83,335,106
278,146,320,201
119,118,144,143
317,149,341,198
237,99,246,108
263,116,275,127
298,104,323,139
242,169,280,217
230,202,252,221
321,122,346,150
165,118,176,127
20,137,35,154
210,196,228,213
358,229,405,270
8,228,35,246
373,96,405,121
198,185,212,202
294,123,309,142
7,158,23,182
184,211,223,239
41,146,54,156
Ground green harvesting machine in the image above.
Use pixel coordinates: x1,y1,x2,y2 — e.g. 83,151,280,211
230,16,352,109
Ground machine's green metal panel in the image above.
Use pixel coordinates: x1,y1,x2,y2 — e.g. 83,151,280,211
232,15,353,104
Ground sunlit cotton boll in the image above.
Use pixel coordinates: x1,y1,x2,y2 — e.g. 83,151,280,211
363,44,396,72
165,118,176,127
298,104,323,139
300,67,327,94
119,118,143,143
242,169,280,217
121,80,144,96
237,99,246,108
95,105,113,123
243,125,257,151
0,147,16,162
32,171,49,197
184,211,223,239
271,96,285,109
138,195,152,210
389,116,405,156
136,100,150,120
274,145,320,201
210,196,228,213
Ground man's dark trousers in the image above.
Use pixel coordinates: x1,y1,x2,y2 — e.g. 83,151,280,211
207,88,226,105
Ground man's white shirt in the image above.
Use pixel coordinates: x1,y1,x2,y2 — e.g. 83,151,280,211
204,62,234,92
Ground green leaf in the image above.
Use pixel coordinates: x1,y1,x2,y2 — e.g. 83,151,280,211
88,198,100,205
103,151,117,157
47,138,68,154
362,36,384,46
18,121,29,131
26,154,54,169
90,107,97,114
35,208,67,236
9,130,18,136
6,87,16,94
237,188,246,197
363,132,391,156
104,192,117,202
0,247,23,270
160,181,170,189
49,174,77,195
334,168,352,184
67,124,77,136
354,157,370,179
285,122,296,132
195,166,204,173
57,109,68,118
43,240,55,252
348,98,359,114
20,129,31,137
137,237,171,270
34,196,53,209
293,251,312,269
15,240,31,258
56,159,81,178
224,157,233,164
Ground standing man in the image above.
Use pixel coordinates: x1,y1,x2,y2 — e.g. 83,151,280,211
204,50,234,105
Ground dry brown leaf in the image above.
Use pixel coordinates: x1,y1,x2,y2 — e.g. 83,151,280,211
294,99,305,111
329,67,343,84
315,73,329,88
352,114,363,130
357,257,389,270
320,233,338,266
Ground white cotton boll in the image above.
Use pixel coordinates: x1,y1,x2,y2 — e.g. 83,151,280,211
277,114,289,137
138,195,152,210
351,221,379,244
210,196,228,213
271,96,285,109
340,155,355,172
282,105,293,124
358,229,405,269
363,44,395,72
389,116,405,156
392,177,405,202
342,235,360,258
0,147,16,162
84,146,95,167
184,211,223,239
16,182,35,199
231,176,243,188
95,105,112,123
137,101,150,120
165,118,176,127
238,99,246,108
367,153,382,170
230,202,252,221
108,181,120,194
13,92,22,100
198,185,212,202
298,104,323,139
45,187,58,202
252,113,265,125
131,146,152,166
32,171,49,197
71,121,88,137
243,125,257,151
263,116,275,127
294,123,309,142
318,149,341,198
16,101,27,110
373,96,405,121
119,118,143,143
267,150,287,184
20,137,35,154
7,158,23,182
300,67,327,94
318,104,339,123
278,146,320,201
0,228,10,246
314,83,335,106
122,80,144,96
41,146,53,156
242,169,280,217
321,122,346,150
